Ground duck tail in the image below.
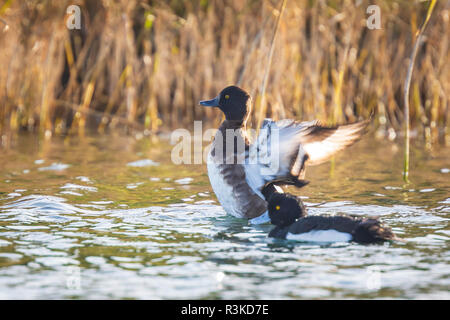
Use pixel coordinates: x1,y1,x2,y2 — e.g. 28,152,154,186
352,219,397,244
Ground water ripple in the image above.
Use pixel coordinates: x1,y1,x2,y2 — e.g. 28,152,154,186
0,137,448,299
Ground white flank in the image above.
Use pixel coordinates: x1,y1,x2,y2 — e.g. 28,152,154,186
286,230,353,243
207,152,242,218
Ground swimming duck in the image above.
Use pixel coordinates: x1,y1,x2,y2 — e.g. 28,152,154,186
200,85,368,224
267,192,396,244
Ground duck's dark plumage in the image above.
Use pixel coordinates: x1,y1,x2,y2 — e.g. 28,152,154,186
269,215,396,244
267,192,307,227
267,192,396,244
351,218,397,243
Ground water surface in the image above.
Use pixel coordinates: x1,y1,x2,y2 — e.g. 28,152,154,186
0,133,449,299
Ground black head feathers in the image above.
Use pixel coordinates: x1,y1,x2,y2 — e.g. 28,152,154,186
268,193,307,227
200,86,251,121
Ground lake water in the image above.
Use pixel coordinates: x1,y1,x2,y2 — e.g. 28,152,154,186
0,132,448,299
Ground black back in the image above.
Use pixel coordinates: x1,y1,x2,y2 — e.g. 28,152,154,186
286,215,360,234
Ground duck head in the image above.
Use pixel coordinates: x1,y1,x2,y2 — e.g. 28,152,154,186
199,86,251,122
268,193,307,227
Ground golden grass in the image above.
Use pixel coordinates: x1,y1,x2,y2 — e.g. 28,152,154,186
0,0,448,143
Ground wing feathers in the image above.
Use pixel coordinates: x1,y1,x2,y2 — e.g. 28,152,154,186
298,120,369,166
251,118,369,188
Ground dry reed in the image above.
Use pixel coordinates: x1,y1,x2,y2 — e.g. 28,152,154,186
0,0,448,144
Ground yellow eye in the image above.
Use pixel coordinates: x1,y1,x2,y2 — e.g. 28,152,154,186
225,95,230,99
275,205,280,211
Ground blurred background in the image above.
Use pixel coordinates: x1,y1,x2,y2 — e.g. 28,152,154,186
0,0,448,143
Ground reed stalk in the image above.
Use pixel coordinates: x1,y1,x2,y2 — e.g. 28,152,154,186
403,0,437,182
256,0,287,132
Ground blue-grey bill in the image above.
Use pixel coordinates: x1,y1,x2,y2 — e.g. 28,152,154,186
248,211,270,225
199,95,219,107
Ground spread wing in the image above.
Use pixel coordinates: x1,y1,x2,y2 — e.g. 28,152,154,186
245,118,368,192
296,120,369,166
